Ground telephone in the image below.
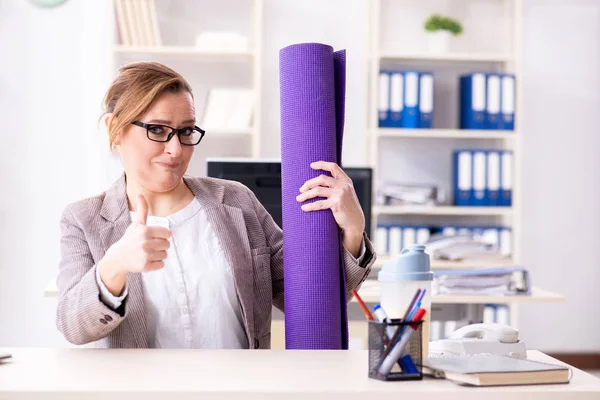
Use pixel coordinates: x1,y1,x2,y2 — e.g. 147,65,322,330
428,323,527,359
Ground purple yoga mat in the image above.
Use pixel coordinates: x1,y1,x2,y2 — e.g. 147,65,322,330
279,43,348,350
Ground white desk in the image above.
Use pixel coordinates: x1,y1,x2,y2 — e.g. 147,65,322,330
1,349,599,400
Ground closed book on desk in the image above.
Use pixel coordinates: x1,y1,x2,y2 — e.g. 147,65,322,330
423,354,571,387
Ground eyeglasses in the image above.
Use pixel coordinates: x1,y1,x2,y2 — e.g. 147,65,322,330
132,121,205,146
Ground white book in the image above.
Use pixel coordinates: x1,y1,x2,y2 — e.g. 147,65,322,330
226,89,254,130
147,0,162,46
114,0,132,46
137,0,154,46
131,0,148,46
201,89,254,131
122,0,141,46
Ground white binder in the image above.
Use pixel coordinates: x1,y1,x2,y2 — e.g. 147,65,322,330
487,151,501,206
375,226,389,256
378,72,390,125
416,227,430,245
389,226,402,256
389,72,404,126
472,151,487,206
402,226,416,250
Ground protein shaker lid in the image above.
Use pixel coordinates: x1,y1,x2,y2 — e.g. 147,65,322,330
377,245,433,282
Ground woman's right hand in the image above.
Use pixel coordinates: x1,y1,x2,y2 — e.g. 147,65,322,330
98,194,171,296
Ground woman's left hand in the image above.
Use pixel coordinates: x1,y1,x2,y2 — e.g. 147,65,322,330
296,161,365,258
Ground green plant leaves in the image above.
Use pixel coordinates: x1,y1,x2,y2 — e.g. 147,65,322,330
424,14,463,36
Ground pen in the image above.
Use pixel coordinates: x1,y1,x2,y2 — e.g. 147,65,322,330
372,304,397,341
352,290,374,320
376,306,422,372
396,289,426,339
377,308,427,376
401,288,423,322
406,289,426,323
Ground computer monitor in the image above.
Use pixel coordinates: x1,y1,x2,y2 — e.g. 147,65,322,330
206,159,372,237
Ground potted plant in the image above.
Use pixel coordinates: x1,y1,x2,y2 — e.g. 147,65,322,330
424,14,463,53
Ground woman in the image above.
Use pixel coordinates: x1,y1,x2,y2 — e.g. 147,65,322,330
56,61,376,349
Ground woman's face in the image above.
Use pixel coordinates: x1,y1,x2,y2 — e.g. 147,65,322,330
115,91,196,193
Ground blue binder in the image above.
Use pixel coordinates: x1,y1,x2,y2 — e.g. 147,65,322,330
486,150,501,206
389,71,404,127
459,73,486,130
472,150,487,206
419,72,434,128
486,74,501,130
500,74,515,130
500,151,513,206
378,70,391,127
453,150,472,206
401,71,419,128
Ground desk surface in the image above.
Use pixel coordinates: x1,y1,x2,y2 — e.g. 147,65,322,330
0,349,598,400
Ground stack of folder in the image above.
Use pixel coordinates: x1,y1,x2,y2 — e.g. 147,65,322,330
453,149,512,207
378,70,434,128
431,266,530,296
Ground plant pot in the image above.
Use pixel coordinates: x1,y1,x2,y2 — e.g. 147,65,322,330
426,31,452,54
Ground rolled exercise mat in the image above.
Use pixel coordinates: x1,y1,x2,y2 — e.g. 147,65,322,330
280,42,348,350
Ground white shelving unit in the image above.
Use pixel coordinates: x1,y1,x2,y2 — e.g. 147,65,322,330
105,0,263,181
365,0,563,328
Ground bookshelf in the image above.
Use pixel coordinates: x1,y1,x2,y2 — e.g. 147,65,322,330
364,0,563,328
106,0,263,181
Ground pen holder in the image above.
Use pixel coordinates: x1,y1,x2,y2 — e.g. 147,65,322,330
368,319,424,381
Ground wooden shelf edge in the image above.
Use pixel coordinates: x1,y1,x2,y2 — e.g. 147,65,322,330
378,52,514,63
114,45,255,57
372,257,517,270
373,205,514,216
374,128,516,140
354,283,565,305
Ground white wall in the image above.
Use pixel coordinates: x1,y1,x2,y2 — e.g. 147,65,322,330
0,0,112,346
517,0,600,352
261,0,368,165
0,0,598,352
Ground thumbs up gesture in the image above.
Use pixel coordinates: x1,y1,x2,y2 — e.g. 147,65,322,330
105,194,171,273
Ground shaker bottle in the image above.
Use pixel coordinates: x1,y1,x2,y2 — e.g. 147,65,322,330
377,244,433,356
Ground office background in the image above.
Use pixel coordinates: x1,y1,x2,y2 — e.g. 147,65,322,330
0,0,598,359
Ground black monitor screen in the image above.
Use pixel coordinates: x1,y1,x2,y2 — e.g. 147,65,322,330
206,159,372,237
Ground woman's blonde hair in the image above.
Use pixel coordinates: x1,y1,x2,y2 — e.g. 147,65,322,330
102,61,193,150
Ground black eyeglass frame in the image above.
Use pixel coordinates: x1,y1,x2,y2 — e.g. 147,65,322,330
132,121,206,146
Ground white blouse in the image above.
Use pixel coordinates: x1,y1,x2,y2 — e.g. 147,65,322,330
96,198,248,349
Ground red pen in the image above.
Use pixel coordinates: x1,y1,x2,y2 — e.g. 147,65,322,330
352,290,374,320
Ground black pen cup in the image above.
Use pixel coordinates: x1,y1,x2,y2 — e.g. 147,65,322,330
368,319,424,381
